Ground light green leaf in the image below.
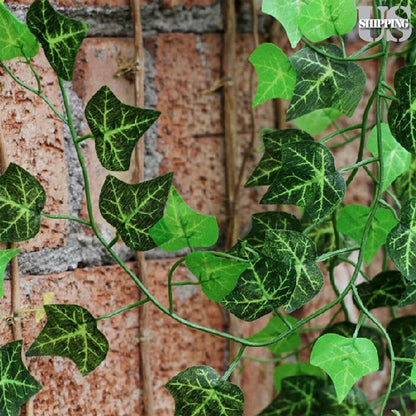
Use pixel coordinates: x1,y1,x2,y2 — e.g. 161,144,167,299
337,205,398,266
263,230,323,312
0,341,42,416
399,280,416,306
0,163,46,243
85,86,160,172
287,44,366,121
294,109,342,136
245,129,313,188
387,198,416,280
249,43,296,107
0,249,19,298
310,334,379,403
247,316,300,355
412,357,416,387
26,304,109,376
221,242,295,321
261,141,346,225
149,187,218,252
394,155,416,202
166,366,244,416
0,4,39,60
367,123,411,191
273,362,325,392
185,251,249,302
388,66,416,154
99,173,173,251
298,0,357,43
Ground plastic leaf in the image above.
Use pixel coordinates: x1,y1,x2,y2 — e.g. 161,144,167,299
394,155,416,202
35,291,55,322
399,280,416,306
0,249,19,298
273,362,325,392
294,109,342,136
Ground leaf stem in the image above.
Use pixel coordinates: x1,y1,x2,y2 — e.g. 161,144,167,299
96,297,151,321
339,158,378,174
42,213,91,227
76,133,94,143
378,199,400,222
222,345,246,380
378,92,398,102
320,124,363,144
315,246,360,263
167,257,187,313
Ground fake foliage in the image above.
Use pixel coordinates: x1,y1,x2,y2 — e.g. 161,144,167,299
0,0,416,415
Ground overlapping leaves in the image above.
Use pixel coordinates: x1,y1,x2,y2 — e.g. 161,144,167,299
394,155,416,202
273,363,325,392
27,0,88,80
166,366,244,416
0,249,19,298
85,86,160,171
99,173,173,251
27,304,109,376
399,280,416,306
294,109,342,136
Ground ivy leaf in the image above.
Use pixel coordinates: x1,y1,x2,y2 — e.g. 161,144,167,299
0,341,42,416
0,163,46,243
310,334,379,402
185,252,249,302
99,173,173,251
246,316,300,355
263,230,323,313
249,43,296,107
0,4,39,60
387,199,416,281
245,129,313,188
149,187,218,252
273,362,325,392
294,109,342,136
298,0,357,43
287,44,366,121
367,123,411,191
166,366,244,416
261,141,346,225
27,0,88,80
0,249,19,298
399,281,416,307
394,155,416,202
85,86,160,172
388,66,416,154
26,304,109,376
243,211,302,251
221,242,295,321
337,205,398,266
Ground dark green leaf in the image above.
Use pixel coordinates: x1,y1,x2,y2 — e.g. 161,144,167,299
85,86,160,172
399,280,416,306
245,129,313,188
149,187,218,252
294,109,342,136
0,341,42,416
185,251,249,302
0,249,19,298
166,366,244,416
337,205,398,266
273,362,325,392
287,44,366,121
27,304,109,376
99,173,173,251
263,230,323,312
27,0,88,80
387,198,416,280
261,141,345,225
0,163,46,243
0,4,39,60
394,155,416,202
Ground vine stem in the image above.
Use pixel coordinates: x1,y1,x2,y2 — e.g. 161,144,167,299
96,298,150,321
42,213,91,226
222,345,246,381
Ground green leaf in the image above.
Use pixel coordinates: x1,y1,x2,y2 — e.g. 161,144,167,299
298,0,357,43
185,252,249,302
247,316,300,355
149,187,218,252
85,86,160,172
26,304,109,376
273,363,325,392
243,211,301,251
263,230,323,312
394,155,416,202
0,341,42,416
387,199,416,281
261,141,346,225
367,123,411,191
337,205,398,266
287,44,366,121
399,280,416,306
166,366,244,416
388,66,416,154
249,43,296,107
0,163,46,243
310,334,379,402
27,0,88,80
294,109,342,136
99,173,173,251
245,129,313,188
356,271,406,310
0,249,19,298
0,4,39,60
221,242,295,321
